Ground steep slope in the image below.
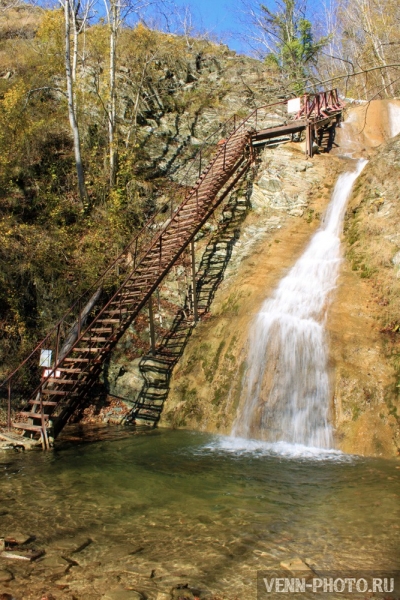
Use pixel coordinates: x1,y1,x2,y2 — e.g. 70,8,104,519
162,101,400,458
0,8,280,390
160,143,341,434
329,101,400,456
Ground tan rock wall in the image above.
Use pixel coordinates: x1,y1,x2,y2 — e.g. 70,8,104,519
163,101,400,458
162,143,341,433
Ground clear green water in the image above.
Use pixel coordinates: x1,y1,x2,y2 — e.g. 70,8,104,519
0,427,399,600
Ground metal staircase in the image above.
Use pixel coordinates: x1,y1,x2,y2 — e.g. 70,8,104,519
0,90,344,447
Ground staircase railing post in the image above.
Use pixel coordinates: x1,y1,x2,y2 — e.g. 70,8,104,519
88,327,93,367
190,241,198,322
78,299,82,338
39,375,48,450
148,296,156,355
134,238,138,269
223,141,226,170
54,323,60,368
199,150,202,177
7,379,11,431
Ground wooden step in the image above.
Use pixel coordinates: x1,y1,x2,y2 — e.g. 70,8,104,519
118,294,141,301
29,400,58,406
47,378,76,384
71,347,102,353
109,287,143,298
12,422,44,432
41,389,71,396
81,336,110,342
119,291,141,299
18,411,49,420
96,319,121,324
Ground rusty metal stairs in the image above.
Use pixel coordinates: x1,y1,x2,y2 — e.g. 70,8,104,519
7,124,253,445
0,89,344,447
124,192,250,425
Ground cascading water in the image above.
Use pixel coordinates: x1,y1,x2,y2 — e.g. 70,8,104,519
232,159,367,448
388,102,400,138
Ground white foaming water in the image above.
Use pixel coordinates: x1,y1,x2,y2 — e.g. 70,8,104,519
232,159,368,449
388,102,400,138
202,435,349,461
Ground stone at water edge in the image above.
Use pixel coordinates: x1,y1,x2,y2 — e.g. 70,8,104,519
170,584,202,600
101,590,146,600
0,567,13,582
4,532,33,546
280,557,315,578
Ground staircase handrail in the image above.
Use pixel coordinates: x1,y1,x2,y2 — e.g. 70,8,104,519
0,90,341,392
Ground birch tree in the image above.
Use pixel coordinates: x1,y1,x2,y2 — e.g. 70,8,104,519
63,0,87,205
103,0,148,187
315,0,400,99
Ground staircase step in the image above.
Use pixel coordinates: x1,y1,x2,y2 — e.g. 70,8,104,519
71,347,103,353
29,400,58,406
18,411,49,420
41,389,71,396
119,292,141,299
96,319,122,324
12,422,45,432
47,378,76,384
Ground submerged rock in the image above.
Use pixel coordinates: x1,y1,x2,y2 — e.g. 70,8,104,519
102,591,145,600
280,557,314,576
0,567,13,582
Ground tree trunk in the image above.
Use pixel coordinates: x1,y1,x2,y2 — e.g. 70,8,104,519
109,0,118,188
64,0,87,206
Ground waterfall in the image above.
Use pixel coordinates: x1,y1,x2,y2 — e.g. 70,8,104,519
388,102,400,138
232,159,367,448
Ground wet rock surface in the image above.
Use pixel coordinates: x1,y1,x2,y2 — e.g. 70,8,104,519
161,143,338,434
328,103,400,456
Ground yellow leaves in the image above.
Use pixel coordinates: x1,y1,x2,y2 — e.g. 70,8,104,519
35,9,64,76
0,80,26,117
86,23,109,57
36,9,63,47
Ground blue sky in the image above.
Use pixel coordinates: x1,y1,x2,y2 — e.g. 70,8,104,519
164,0,323,55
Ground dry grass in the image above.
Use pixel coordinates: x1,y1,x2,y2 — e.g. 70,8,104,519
0,5,41,40
0,4,42,74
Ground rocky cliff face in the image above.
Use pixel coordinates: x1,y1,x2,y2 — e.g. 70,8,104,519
159,142,341,433
158,101,400,458
106,81,400,457
328,101,400,456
